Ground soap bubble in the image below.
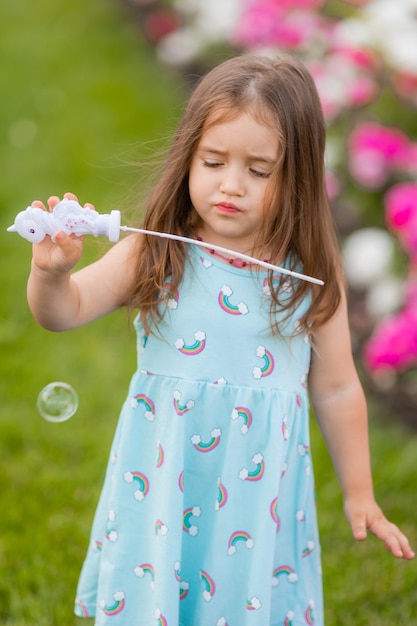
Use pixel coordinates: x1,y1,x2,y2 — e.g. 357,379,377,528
37,382,78,422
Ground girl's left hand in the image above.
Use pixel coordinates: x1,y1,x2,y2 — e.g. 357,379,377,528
345,498,415,559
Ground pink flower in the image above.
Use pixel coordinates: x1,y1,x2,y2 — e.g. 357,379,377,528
308,48,380,121
348,123,414,188
347,76,378,105
364,308,417,371
325,169,342,200
341,0,372,5
391,69,417,107
243,0,324,10
385,183,417,259
233,0,325,49
385,183,417,229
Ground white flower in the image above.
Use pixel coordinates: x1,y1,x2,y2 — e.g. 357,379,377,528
342,228,395,289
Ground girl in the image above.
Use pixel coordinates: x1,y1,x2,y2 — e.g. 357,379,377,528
27,54,413,626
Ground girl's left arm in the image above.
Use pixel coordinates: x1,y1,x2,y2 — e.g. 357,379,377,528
308,289,414,559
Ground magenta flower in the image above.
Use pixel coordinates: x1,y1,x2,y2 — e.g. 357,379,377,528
233,0,325,49
385,183,417,261
364,305,417,372
364,185,417,373
348,123,415,188
340,0,372,5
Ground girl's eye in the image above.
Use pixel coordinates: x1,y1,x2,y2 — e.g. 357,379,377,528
250,168,271,178
203,160,222,169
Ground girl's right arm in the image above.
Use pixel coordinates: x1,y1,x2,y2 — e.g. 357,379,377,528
27,194,139,331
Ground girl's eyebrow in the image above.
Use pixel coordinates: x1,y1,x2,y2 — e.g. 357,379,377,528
197,144,276,164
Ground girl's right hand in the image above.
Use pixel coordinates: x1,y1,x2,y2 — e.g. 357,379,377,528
31,192,88,276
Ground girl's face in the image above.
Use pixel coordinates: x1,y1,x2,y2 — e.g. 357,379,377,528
189,111,279,253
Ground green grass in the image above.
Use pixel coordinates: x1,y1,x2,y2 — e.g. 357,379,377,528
1,1,417,624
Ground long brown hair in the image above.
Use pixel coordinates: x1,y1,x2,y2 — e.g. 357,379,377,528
128,53,343,336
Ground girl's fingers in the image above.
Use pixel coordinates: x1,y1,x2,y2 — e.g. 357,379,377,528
31,200,46,210
369,518,415,560
63,191,78,201
385,531,415,560
47,195,61,211
346,506,368,541
41,193,90,214
352,525,367,541
63,193,95,211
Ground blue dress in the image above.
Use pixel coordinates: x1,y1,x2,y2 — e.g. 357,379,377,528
74,245,323,626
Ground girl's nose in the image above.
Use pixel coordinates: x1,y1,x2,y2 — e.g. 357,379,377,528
219,166,245,196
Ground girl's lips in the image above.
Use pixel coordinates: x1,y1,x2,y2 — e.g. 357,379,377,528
216,203,240,214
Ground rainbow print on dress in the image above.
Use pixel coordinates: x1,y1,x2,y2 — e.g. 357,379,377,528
134,563,155,590
271,565,298,586
178,470,185,493
191,428,222,452
99,591,125,616
239,453,265,481
200,570,216,602
104,509,118,543
215,477,228,510
281,414,290,440
130,393,155,421
305,601,315,625
163,281,179,310
75,598,89,617
270,497,280,533
284,610,295,626
302,540,315,558
227,530,254,555
218,285,248,315
262,274,291,295
253,345,275,379
174,330,206,355
154,608,168,626
231,406,253,434
123,471,150,501
183,506,201,536
174,561,190,600
246,596,262,611
154,519,169,536
173,389,195,415
156,441,164,468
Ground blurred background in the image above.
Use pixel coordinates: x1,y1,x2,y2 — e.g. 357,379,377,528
1,0,416,624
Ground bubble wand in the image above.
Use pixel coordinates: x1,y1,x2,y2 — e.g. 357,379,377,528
7,199,324,285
